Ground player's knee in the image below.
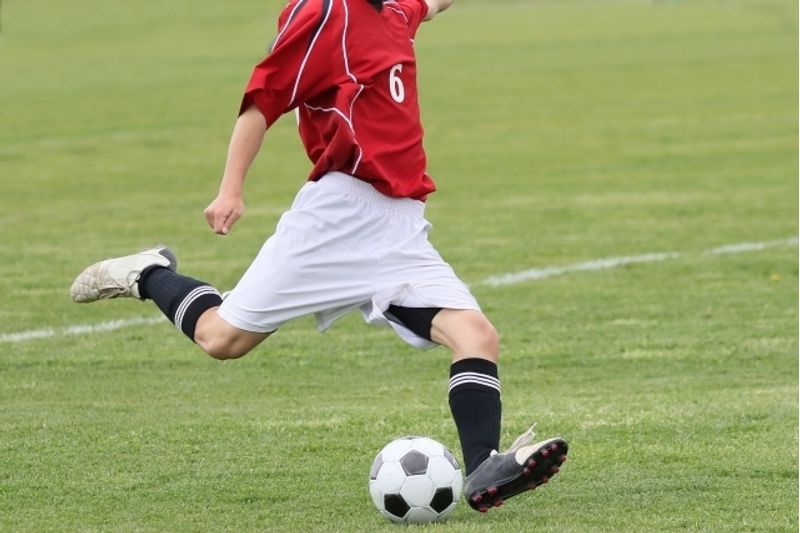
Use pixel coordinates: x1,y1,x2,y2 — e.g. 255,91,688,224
435,310,500,359
471,316,500,358
193,310,269,360
454,313,499,360
194,324,251,360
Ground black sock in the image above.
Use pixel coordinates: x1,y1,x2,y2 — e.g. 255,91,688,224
139,267,222,341
448,358,502,475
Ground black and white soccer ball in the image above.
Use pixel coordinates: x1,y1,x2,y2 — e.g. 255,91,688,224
369,436,463,524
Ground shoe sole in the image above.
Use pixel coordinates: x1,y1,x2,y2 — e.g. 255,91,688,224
468,438,568,512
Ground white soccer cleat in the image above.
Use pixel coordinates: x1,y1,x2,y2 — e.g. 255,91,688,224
70,246,177,303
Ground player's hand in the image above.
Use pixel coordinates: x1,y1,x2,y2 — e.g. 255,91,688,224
204,192,245,235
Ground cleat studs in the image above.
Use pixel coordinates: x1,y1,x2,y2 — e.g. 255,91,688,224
494,500,504,507
541,476,550,484
551,466,560,474
558,455,568,464
479,506,489,513
527,458,537,468
549,443,559,451
527,482,537,490
471,494,483,504
541,449,550,458
487,487,498,496
523,467,531,475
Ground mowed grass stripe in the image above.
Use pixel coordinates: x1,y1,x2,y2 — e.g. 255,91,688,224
2,236,795,343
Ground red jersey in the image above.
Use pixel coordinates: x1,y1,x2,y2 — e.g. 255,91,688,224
241,0,434,200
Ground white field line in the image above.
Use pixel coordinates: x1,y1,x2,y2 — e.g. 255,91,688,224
1,237,797,344
0,316,166,344
481,237,798,286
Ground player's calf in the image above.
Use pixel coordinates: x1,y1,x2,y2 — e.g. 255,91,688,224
193,310,270,359
70,245,271,358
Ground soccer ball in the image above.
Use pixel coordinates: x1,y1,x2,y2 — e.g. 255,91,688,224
368,436,463,524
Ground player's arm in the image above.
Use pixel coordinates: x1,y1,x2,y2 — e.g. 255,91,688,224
204,105,267,235
205,1,334,235
423,0,454,21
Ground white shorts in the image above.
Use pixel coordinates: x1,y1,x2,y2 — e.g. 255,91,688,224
218,172,479,349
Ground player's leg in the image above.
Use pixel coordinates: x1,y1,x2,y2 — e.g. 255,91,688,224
139,264,270,358
193,309,269,359
70,246,269,359
386,304,567,511
71,178,386,359
373,207,568,509
430,308,568,512
385,305,502,474
429,308,499,363
429,308,501,473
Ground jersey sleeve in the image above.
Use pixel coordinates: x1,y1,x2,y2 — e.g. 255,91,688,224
240,0,338,128
391,0,429,38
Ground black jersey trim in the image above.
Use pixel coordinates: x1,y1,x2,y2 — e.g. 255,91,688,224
271,0,309,53
309,0,333,49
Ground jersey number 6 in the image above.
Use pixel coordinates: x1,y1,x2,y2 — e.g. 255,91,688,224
389,64,405,104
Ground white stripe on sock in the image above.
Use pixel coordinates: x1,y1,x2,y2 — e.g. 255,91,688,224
450,371,500,386
174,286,220,333
449,372,501,393
449,378,501,390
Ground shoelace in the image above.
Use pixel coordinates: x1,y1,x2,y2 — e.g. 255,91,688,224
505,424,538,453
488,424,538,457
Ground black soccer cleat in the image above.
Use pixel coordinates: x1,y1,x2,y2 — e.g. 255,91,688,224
464,427,568,513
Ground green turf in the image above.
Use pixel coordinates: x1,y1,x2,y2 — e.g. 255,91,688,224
1,0,797,531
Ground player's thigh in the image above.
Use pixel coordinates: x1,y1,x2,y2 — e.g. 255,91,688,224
194,308,271,360
430,309,499,362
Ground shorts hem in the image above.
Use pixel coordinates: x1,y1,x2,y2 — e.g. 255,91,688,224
217,304,280,334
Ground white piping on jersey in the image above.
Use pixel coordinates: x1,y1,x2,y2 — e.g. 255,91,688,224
341,0,364,174
349,83,365,173
304,103,353,128
297,0,366,175
383,2,408,24
302,86,365,172
290,0,334,106
271,0,307,53
384,2,413,43
340,0,358,84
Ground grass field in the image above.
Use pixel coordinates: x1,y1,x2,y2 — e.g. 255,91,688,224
1,0,797,531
